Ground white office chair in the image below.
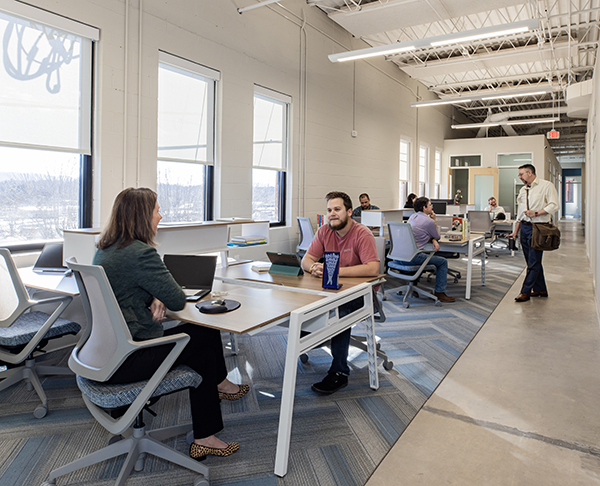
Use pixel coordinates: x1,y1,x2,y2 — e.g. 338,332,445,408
42,258,209,486
386,222,440,308
296,217,315,258
0,248,80,418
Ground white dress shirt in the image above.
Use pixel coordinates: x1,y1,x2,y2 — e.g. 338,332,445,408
516,177,559,223
487,205,506,218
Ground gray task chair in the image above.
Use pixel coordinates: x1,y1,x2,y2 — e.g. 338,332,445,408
42,258,209,486
0,248,80,418
386,223,441,308
468,210,498,257
296,217,315,258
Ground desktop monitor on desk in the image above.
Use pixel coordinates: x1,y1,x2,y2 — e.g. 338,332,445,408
431,201,447,216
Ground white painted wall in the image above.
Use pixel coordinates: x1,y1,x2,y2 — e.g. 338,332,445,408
586,52,600,316
19,0,453,257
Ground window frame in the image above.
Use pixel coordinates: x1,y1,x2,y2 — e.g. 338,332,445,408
399,138,411,204
0,3,97,250
419,144,429,197
157,52,220,222
252,85,291,227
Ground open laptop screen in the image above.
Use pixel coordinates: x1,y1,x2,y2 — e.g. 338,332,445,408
163,254,217,291
33,242,68,273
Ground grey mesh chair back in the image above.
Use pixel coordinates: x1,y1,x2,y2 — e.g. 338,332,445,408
387,222,422,262
67,257,133,378
0,248,32,325
296,217,315,255
386,222,439,308
0,248,79,418
469,210,494,235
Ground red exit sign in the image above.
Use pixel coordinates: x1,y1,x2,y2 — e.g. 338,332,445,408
547,130,560,139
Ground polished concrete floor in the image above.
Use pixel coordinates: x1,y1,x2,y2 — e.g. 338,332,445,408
367,221,600,486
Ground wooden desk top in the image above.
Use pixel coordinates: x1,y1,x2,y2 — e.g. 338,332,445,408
215,262,383,294
167,282,322,334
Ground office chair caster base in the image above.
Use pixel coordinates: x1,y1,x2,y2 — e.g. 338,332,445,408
40,482,56,486
108,435,123,445
403,302,410,309
194,477,210,486
383,360,394,371
34,405,47,419
435,301,442,307
299,353,309,364
376,343,381,351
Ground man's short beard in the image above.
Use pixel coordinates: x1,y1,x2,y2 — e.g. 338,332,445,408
329,216,349,231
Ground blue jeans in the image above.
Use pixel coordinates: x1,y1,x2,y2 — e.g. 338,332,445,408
519,223,547,294
402,252,449,293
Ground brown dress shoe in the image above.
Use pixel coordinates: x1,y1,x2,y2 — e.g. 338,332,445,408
530,290,548,297
434,292,455,303
515,293,530,302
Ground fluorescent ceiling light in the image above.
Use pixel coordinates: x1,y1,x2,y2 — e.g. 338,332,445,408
481,90,548,101
451,122,499,129
238,0,281,13
329,19,538,63
412,98,472,108
504,117,560,126
412,86,553,108
429,20,538,47
329,44,415,63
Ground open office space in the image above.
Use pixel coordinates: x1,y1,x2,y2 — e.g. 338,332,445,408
2,0,600,485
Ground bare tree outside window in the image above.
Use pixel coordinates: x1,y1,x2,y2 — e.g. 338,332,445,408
0,147,79,245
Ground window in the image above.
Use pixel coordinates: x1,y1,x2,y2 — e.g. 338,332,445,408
399,139,410,205
157,53,219,222
0,5,97,247
419,145,428,197
497,153,532,167
450,155,481,167
252,86,290,226
434,149,442,199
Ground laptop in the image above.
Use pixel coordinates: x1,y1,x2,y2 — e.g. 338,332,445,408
33,242,69,274
163,254,218,301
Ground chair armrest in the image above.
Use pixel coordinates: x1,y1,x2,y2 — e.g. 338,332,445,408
28,294,74,308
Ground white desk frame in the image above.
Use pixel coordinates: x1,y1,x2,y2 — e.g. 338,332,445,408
274,283,377,477
424,234,485,300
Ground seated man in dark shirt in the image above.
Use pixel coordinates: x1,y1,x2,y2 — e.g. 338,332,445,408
351,193,380,218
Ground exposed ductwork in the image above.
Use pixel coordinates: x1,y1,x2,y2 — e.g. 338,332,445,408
476,107,569,137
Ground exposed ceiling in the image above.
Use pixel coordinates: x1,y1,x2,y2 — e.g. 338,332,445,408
310,0,599,164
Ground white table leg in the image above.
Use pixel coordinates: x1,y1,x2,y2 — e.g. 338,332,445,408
274,314,302,477
466,239,474,300
481,242,486,286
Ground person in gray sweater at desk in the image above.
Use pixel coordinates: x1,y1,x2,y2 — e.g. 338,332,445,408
93,187,248,461
398,196,455,303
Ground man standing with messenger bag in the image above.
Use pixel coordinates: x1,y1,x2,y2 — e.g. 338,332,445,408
507,163,559,302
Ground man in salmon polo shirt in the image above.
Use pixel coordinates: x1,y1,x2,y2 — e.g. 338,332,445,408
301,191,380,395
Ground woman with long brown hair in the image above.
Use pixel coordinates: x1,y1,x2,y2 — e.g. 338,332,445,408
93,187,247,460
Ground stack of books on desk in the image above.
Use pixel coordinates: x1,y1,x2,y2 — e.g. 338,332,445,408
251,262,271,273
228,236,267,246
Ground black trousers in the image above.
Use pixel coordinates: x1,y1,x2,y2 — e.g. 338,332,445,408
107,324,228,439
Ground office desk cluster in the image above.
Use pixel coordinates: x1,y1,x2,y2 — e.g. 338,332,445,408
20,261,382,478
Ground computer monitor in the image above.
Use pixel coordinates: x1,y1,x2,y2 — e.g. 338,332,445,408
431,201,447,215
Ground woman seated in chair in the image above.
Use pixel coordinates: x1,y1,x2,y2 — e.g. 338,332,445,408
93,187,247,461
